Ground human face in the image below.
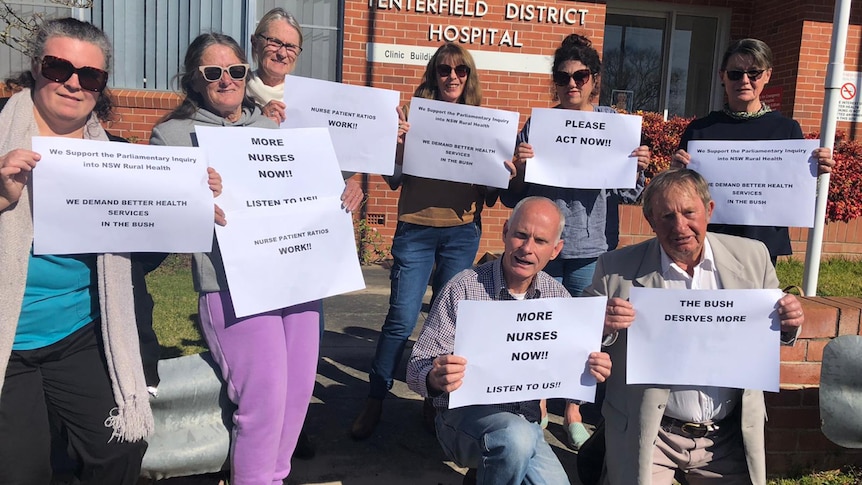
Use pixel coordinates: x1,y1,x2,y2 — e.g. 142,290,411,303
555,60,594,111
436,55,468,103
195,44,247,121
646,183,715,274
501,200,564,294
254,19,301,86
721,53,772,112
31,36,105,135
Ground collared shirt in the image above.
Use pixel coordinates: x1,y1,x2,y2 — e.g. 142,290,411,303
659,238,742,423
406,258,571,422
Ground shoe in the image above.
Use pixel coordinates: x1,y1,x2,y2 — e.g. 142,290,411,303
292,430,316,460
350,398,382,440
539,415,549,429
462,468,477,485
565,422,591,450
422,397,437,435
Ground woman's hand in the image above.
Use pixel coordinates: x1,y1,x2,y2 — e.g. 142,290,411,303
813,147,835,175
397,105,410,145
632,145,650,172
587,351,612,383
207,167,226,225
0,149,40,211
262,100,286,124
671,148,691,169
341,178,364,213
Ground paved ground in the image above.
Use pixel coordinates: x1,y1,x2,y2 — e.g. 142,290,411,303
285,264,590,485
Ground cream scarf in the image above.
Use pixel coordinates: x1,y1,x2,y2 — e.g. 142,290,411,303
246,70,285,106
0,89,153,441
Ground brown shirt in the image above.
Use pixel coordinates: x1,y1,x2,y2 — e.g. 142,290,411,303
397,175,485,227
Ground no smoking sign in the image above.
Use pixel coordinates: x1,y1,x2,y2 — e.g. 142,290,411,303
841,82,857,100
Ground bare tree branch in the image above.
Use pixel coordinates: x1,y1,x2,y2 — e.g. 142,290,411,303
0,0,93,54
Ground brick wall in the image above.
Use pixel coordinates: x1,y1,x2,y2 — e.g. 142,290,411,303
767,297,862,474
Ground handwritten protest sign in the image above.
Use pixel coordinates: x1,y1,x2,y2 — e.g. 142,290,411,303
449,296,606,408
402,97,518,188
687,139,820,227
524,108,641,189
282,76,400,175
628,287,785,392
194,126,364,317
32,137,213,254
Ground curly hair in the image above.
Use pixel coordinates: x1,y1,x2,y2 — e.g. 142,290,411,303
552,33,602,100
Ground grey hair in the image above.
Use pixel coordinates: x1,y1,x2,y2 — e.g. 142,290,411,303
29,17,112,72
252,8,303,65
642,169,713,222
720,38,773,71
510,196,566,242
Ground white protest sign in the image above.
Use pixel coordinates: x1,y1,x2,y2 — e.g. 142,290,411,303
194,126,364,317
449,296,607,409
282,75,400,175
627,287,784,392
688,139,820,227
214,201,364,318
525,108,641,189
402,97,518,189
31,137,213,254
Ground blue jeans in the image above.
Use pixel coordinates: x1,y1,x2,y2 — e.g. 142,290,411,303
436,406,570,485
543,257,598,297
368,221,480,399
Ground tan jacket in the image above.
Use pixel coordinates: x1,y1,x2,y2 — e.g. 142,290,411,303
584,232,778,485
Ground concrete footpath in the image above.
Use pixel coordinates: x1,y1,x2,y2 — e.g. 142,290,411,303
286,264,587,485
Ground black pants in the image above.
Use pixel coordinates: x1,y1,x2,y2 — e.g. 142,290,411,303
0,322,147,485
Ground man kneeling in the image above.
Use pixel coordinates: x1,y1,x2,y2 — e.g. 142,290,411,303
407,196,612,484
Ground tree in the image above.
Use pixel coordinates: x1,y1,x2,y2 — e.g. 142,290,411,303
0,0,92,54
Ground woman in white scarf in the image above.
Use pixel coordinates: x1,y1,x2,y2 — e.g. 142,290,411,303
0,18,152,484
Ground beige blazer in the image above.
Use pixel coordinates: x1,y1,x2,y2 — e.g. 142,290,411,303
584,232,779,485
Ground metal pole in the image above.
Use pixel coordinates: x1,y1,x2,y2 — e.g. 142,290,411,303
802,0,853,295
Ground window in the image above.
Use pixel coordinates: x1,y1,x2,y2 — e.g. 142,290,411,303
600,2,729,118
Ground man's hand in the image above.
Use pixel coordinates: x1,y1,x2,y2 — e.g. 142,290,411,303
427,354,467,394
588,351,612,382
604,297,635,336
777,293,804,333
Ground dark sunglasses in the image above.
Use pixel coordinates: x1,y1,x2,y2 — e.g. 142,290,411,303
39,55,108,93
725,69,766,81
198,64,250,83
553,69,592,87
436,64,470,78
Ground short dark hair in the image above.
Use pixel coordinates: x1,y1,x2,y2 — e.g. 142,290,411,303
720,38,773,71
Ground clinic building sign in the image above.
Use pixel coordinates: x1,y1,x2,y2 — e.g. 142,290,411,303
837,71,862,123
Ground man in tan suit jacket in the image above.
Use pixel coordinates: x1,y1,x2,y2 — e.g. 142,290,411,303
583,169,804,485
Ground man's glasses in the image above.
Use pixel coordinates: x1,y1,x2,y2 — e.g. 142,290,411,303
39,55,108,93
725,69,766,81
257,34,302,56
436,64,470,78
198,64,250,83
553,69,592,87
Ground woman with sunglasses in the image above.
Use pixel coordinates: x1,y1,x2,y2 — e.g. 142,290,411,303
501,33,650,451
350,42,488,440
672,38,833,265
0,18,152,484
150,33,318,485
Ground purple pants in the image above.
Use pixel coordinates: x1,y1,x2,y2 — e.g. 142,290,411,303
199,291,320,485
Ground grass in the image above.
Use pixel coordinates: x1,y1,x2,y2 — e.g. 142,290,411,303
776,257,862,297
767,467,862,484
145,254,205,357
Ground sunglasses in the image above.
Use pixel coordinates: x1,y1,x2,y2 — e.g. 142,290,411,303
436,64,470,78
725,69,766,81
553,69,592,87
39,55,108,93
257,34,302,55
198,64,250,83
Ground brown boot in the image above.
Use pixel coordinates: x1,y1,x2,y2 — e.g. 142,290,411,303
350,398,383,440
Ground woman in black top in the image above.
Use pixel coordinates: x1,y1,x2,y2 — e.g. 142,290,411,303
673,38,833,264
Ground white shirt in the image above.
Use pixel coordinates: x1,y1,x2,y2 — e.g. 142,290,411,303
660,238,742,423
